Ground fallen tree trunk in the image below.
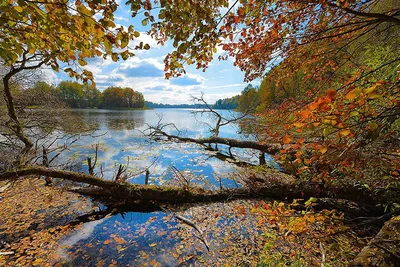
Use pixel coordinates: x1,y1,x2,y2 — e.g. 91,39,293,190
154,129,281,155
351,215,400,266
0,166,396,205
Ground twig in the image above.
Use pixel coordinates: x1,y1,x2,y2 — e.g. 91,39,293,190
320,242,326,267
0,251,14,256
175,214,210,251
171,166,189,186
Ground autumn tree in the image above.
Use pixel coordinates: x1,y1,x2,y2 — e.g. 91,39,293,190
56,81,102,108
0,0,399,206
237,84,260,113
127,0,400,184
214,95,240,110
0,0,145,157
101,86,145,109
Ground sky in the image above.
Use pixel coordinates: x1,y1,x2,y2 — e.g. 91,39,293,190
43,1,257,105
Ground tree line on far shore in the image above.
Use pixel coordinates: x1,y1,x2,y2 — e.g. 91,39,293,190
22,81,146,109
214,84,260,112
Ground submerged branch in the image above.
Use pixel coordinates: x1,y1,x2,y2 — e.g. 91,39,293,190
150,128,281,155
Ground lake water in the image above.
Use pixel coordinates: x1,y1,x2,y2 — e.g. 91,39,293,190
60,108,275,189
53,108,276,266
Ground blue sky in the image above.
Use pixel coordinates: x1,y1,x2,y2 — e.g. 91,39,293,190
43,1,256,104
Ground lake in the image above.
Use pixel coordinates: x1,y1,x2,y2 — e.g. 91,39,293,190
59,108,275,189
52,108,276,266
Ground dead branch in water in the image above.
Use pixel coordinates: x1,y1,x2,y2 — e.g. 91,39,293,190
175,214,210,251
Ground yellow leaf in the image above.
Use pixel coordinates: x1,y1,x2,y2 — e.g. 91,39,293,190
149,242,157,247
319,147,328,154
14,6,23,13
340,129,351,136
104,39,112,52
345,88,361,100
32,259,43,266
78,58,87,66
364,84,377,94
367,122,378,131
294,122,305,128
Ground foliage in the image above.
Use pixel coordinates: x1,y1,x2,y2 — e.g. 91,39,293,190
129,0,400,184
214,95,240,110
238,84,261,113
101,86,145,109
0,0,141,83
56,81,101,108
145,101,207,109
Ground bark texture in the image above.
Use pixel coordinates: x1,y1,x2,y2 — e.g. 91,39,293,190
351,215,400,266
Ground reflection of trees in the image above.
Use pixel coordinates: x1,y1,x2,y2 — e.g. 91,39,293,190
105,113,145,131
0,66,98,168
72,110,145,131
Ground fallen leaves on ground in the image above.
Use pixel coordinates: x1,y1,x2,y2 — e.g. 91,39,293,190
0,179,93,266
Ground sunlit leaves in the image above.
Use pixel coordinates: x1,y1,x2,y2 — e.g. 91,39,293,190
0,0,140,83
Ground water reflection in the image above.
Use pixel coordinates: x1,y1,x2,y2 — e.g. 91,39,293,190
53,109,277,266
59,108,269,189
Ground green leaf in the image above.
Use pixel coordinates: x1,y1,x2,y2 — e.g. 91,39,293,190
104,39,112,52
305,197,318,207
141,19,148,26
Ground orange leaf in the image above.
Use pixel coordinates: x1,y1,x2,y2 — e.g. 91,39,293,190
113,236,126,245
326,89,337,100
299,109,310,119
308,102,318,111
282,135,292,144
103,239,111,245
345,88,361,100
319,147,328,154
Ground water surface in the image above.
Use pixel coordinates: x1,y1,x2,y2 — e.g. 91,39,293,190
54,108,275,266
61,108,273,189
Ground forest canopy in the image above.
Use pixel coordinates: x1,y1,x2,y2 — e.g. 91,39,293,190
21,81,146,109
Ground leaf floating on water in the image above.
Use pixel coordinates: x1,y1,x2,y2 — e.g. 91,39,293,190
103,239,111,245
149,242,157,247
113,236,126,245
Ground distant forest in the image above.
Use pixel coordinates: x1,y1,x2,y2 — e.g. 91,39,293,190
24,80,261,111
144,101,207,109
147,84,259,111
23,81,146,109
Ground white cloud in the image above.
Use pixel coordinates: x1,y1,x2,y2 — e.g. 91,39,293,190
41,67,61,84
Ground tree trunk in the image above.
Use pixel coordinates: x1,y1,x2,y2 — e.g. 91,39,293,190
2,71,33,154
0,166,396,205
